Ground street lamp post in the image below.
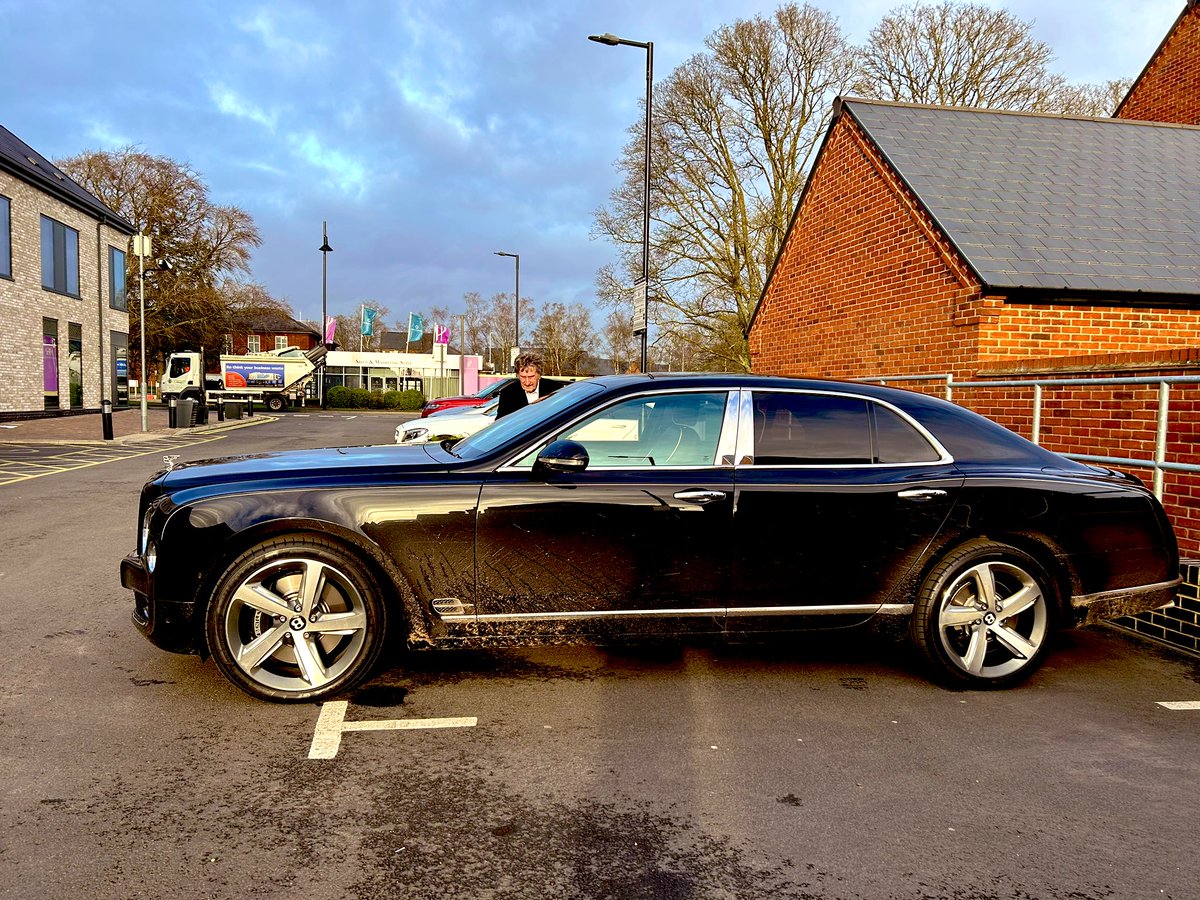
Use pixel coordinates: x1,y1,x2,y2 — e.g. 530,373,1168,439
319,221,332,407
131,232,154,432
589,31,652,374
494,251,519,369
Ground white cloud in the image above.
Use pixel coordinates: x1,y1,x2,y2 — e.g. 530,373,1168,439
209,84,278,132
290,132,367,197
235,8,328,67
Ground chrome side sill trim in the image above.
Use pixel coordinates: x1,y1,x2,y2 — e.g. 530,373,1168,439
437,603,915,623
727,604,914,616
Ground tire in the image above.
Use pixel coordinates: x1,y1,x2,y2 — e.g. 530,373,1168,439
205,535,388,702
911,540,1055,689
266,394,285,412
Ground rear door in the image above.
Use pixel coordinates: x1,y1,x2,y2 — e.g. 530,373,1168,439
728,389,963,627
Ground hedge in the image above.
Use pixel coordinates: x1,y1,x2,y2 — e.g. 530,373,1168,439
326,387,424,411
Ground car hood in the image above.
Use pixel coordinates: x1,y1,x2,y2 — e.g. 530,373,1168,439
158,443,450,492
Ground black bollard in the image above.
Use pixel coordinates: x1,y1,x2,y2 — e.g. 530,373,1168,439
168,397,178,429
246,398,254,417
101,398,114,441
216,398,225,422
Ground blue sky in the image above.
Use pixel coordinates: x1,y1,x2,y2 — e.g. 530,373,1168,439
0,0,1185,329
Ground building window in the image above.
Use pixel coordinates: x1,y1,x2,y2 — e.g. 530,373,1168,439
275,336,289,350
43,318,60,410
0,194,11,279
68,323,83,408
247,335,261,353
41,215,79,297
109,247,127,310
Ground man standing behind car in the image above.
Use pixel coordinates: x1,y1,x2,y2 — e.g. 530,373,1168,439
497,352,565,418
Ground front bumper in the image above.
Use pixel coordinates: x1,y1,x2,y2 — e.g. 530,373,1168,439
121,552,199,654
1070,577,1181,626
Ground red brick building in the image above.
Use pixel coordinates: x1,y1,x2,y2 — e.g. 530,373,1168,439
1116,0,1200,125
224,312,319,356
747,3,1200,652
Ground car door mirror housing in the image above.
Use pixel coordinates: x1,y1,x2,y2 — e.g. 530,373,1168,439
535,440,589,475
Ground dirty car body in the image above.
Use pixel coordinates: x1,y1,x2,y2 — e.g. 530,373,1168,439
120,374,1179,701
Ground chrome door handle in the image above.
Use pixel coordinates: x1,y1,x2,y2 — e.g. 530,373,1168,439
673,490,727,504
898,488,947,502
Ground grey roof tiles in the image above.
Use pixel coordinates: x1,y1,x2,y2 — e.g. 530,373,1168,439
841,99,1200,297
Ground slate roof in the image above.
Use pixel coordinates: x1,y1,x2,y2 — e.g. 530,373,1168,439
839,98,1200,298
240,312,318,336
0,123,135,232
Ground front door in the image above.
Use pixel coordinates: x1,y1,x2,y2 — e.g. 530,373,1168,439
475,390,735,633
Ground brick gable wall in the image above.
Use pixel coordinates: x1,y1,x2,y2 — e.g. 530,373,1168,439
1116,1,1200,125
749,116,982,377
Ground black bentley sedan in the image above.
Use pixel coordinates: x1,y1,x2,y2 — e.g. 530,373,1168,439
121,374,1179,701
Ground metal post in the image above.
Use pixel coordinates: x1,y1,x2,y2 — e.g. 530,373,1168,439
320,222,332,408
1032,384,1042,445
640,41,652,374
588,33,652,374
1155,381,1170,499
101,398,114,441
137,234,148,432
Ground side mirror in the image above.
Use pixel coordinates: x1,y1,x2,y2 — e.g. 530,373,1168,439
534,439,589,476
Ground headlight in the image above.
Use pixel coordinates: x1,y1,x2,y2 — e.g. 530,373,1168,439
401,427,428,443
140,508,154,554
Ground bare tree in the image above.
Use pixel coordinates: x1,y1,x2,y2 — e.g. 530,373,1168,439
594,2,859,372
1044,78,1134,117
600,309,638,375
531,303,594,375
57,146,263,378
859,2,1066,109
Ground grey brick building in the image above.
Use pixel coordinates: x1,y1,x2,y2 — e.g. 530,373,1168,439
0,123,135,418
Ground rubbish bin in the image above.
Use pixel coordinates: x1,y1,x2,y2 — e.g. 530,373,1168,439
175,398,196,428
224,400,244,420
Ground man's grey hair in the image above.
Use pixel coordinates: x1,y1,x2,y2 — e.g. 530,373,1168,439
514,352,544,374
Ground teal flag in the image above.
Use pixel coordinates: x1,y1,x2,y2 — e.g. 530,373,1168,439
407,313,424,342
361,307,377,336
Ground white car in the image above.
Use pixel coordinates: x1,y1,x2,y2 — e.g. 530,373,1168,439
396,398,499,444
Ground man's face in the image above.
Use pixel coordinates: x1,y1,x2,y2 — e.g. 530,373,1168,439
518,365,541,392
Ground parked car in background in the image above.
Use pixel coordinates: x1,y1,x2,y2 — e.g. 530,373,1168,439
121,374,1179,702
397,399,499,444
420,379,514,417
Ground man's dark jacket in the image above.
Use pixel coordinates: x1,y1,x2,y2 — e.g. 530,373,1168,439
496,377,566,419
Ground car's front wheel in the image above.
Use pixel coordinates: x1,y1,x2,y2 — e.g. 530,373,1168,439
205,536,387,702
911,540,1055,689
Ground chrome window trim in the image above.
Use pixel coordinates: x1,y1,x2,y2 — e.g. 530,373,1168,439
737,387,954,469
496,387,737,472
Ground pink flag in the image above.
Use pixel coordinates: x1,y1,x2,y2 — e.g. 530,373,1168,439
324,316,337,344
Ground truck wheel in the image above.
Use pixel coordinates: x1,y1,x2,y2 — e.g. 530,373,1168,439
205,536,388,702
266,395,285,412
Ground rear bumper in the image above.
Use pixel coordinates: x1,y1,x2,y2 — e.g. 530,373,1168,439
121,552,199,654
1070,577,1181,626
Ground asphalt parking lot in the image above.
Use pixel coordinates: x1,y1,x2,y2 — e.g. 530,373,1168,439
1,410,1197,899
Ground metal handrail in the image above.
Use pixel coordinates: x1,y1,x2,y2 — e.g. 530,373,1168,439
856,372,1200,500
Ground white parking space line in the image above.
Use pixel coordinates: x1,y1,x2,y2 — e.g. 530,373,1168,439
308,700,477,759
1157,701,1200,710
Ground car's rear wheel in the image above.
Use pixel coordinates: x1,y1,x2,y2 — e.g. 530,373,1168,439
205,536,387,702
911,540,1054,689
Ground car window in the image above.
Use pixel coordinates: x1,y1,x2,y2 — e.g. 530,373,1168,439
874,403,940,463
515,391,727,469
752,393,872,465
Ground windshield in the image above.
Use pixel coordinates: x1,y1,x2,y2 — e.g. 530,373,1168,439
451,381,604,459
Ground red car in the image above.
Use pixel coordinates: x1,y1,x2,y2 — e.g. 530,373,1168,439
420,378,514,417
